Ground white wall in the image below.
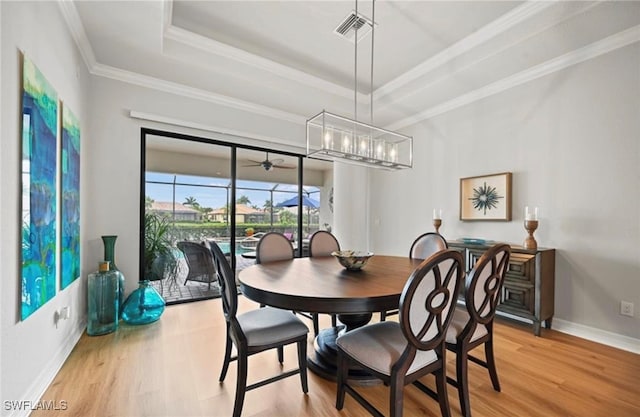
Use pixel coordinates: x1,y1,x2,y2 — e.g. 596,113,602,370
369,43,640,344
0,1,90,413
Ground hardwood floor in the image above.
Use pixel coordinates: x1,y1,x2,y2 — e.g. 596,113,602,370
34,296,640,417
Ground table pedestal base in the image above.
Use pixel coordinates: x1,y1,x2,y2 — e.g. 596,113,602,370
307,313,381,386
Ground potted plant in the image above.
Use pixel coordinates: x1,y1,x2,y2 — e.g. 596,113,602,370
245,227,255,237
143,211,179,282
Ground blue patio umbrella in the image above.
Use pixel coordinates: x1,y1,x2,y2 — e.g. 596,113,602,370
276,195,320,209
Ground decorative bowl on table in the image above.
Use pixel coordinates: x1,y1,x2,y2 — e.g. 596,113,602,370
331,250,374,271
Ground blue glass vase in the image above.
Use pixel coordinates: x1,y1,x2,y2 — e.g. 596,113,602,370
121,280,165,325
87,261,120,336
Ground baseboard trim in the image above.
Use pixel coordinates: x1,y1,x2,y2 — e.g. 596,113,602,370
4,322,85,417
495,311,639,354
552,319,640,355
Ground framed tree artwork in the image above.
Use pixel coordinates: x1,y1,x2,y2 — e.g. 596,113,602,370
460,172,512,221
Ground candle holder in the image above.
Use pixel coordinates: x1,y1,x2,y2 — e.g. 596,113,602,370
433,218,442,234
524,220,539,250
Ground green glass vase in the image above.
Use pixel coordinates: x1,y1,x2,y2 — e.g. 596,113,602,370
102,235,125,314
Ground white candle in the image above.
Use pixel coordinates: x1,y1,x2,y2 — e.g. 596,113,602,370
525,206,538,220
433,209,442,220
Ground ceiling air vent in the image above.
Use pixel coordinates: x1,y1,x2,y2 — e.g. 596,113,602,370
334,10,374,43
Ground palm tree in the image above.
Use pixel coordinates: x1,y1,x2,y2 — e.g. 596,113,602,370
236,195,251,205
184,196,199,207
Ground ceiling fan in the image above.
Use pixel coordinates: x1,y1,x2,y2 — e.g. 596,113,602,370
243,152,295,171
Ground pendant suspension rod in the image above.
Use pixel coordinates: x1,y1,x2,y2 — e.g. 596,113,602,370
354,0,359,124
370,0,375,125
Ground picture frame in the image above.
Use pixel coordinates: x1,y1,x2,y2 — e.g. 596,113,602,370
460,172,512,221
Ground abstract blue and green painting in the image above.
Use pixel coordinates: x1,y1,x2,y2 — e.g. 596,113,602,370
61,105,80,289
21,56,58,319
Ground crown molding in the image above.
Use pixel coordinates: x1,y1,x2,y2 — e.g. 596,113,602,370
161,0,173,52
386,25,640,131
376,1,601,112
374,1,555,101
93,63,307,125
164,24,364,101
57,0,97,70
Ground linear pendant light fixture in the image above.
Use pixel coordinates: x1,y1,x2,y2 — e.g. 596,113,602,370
306,0,413,170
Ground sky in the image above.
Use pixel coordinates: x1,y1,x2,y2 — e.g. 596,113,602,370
145,172,320,210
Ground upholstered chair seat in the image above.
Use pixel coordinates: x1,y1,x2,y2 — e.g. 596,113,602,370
337,321,438,376
237,307,309,347
446,309,488,344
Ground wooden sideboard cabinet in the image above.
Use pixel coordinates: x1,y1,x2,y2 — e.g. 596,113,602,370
448,240,555,336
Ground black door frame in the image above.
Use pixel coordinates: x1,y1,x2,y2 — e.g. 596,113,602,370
139,127,306,279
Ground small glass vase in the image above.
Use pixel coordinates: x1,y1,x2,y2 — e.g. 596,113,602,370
102,235,125,313
121,281,165,325
87,261,120,336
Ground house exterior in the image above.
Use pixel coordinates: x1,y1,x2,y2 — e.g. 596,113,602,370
149,201,201,221
207,204,273,224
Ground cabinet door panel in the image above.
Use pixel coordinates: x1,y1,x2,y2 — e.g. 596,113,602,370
500,282,534,316
505,253,535,284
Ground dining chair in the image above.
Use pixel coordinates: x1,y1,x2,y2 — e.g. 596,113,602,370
209,240,309,417
336,249,464,417
445,243,511,417
308,230,341,332
410,232,448,260
255,231,319,324
255,231,294,264
380,232,448,321
176,241,218,290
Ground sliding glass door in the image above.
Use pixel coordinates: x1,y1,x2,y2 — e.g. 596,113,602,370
141,128,332,304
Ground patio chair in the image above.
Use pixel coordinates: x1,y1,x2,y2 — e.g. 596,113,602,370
445,243,511,417
335,249,464,417
380,232,448,321
209,240,309,417
176,241,218,291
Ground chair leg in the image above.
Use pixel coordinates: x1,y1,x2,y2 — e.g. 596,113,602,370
277,346,284,364
457,349,472,417
485,339,501,391
331,314,337,328
219,327,233,382
390,372,404,417
335,351,347,410
312,313,319,336
232,351,248,417
297,339,308,394
380,310,387,322
435,365,452,417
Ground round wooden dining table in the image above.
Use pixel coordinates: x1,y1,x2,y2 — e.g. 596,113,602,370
238,255,423,383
